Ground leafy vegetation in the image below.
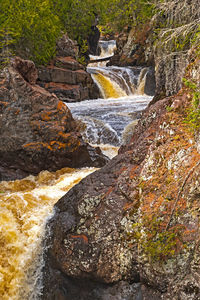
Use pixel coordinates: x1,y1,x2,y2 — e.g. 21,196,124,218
0,0,156,66
0,0,198,68
129,214,186,262
0,0,61,65
183,78,200,130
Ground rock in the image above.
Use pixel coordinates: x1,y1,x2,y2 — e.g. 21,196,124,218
38,65,99,102
108,26,153,67
42,97,172,298
88,26,101,56
55,57,84,71
44,82,87,103
144,67,156,96
0,61,108,181
42,77,200,299
38,64,96,102
11,56,38,84
56,33,78,58
37,34,100,102
137,67,156,96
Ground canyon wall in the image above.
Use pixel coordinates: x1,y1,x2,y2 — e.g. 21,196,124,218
0,57,107,181
42,1,200,298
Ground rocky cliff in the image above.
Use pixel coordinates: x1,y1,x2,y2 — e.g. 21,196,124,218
41,1,200,298
109,0,200,101
37,34,100,103
0,57,107,181
42,48,200,299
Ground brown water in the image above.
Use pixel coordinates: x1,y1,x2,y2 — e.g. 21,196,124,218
0,167,97,300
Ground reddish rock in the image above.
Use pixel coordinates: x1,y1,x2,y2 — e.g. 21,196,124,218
44,82,88,103
37,34,100,102
38,64,99,102
55,56,84,71
42,88,200,299
11,56,38,84
38,66,76,84
0,61,107,181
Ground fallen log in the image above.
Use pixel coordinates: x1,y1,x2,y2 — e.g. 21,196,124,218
89,55,113,64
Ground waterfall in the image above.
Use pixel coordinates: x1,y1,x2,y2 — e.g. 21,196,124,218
67,39,154,148
0,39,154,300
89,40,117,66
87,40,153,99
0,168,97,300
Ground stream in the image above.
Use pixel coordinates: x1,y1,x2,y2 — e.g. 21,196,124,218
0,40,152,299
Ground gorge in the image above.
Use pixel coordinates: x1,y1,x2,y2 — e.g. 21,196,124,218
0,39,153,299
0,0,200,299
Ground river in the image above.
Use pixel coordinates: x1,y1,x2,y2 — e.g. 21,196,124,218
0,40,152,299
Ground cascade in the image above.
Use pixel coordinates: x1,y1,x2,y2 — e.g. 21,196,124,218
87,40,149,99
0,40,153,300
68,40,153,147
0,168,97,300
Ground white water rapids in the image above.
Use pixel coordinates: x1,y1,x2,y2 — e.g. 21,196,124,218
0,39,152,300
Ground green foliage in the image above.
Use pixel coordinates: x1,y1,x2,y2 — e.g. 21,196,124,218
0,0,62,66
0,0,156,65
166,105,173,112
183,78,200,130
129,215,185,262
100,0,155,32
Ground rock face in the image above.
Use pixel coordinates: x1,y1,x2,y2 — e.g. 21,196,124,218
0,57,107,181
37,34,100,102
88,25,101,56
42,56,200,299
56,34,79,58
108,25,153,68
109,0,199,101
152,0,200,100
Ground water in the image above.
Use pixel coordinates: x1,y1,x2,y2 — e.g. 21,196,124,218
89,40,117,66
67,95,151,146
0,168,97,300
77,39,152,147
88,40,147,98
0,39,153,299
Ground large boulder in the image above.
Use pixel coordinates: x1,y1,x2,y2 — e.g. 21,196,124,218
42,56,200,299
88,25,101,56
56,33,78,58
0,57,107,181
37,35,100,102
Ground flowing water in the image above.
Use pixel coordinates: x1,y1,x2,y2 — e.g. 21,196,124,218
0,167,97,300
0,40,153,299
67,95,151,147
68,40,152,149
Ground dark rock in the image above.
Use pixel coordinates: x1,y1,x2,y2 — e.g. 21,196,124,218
144,67,156,96
37,34,100,101
0,62,108,181
88,26,101,56
11,56,38,84
56,34,78,58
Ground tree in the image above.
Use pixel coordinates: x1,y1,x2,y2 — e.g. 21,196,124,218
0,0,62,65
